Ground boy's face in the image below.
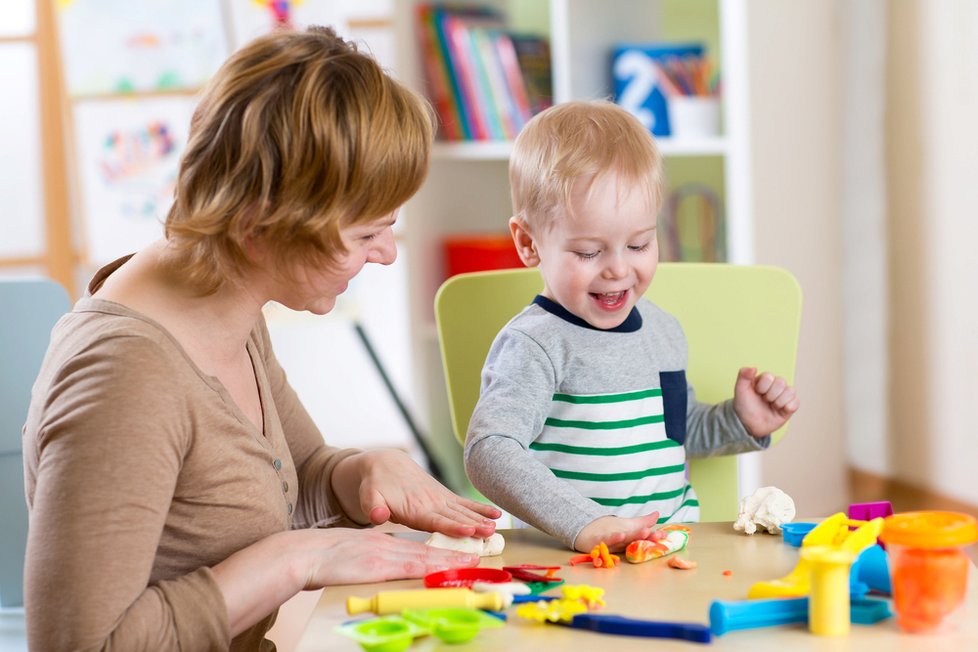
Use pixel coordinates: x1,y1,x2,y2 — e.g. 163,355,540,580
513,173,659,330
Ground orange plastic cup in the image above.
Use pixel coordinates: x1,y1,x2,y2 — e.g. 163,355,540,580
880,511,978,633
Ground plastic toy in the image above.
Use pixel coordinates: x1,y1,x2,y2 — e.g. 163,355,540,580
423,568,511,588
854,544,891,594
346,587,504,615
502,564,562,583
511,593,559,604
849,501,893,547
516,600,712,643
516,598,589,623
780,522,817,547
569,541,621,568
560,584,606,609
748,512,883,599
733,486,796,535
802,545,858,635
625,527,690,563
880,510,978,633
848,500,893,521
709,597,892,636
401,607,504,644
335,616,427,652
558,613,713,643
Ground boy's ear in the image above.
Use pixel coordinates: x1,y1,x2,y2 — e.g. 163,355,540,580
509,216,540,267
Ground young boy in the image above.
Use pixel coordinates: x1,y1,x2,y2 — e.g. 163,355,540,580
464,101,799,553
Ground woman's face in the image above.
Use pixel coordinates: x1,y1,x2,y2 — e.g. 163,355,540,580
273,211,398,315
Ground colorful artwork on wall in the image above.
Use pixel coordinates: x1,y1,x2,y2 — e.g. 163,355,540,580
56,0,228,96
72,97,196,264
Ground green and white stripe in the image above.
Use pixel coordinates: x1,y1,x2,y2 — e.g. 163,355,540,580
529,387,699,521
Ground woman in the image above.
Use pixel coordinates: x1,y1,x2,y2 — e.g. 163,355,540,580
23,26,499,650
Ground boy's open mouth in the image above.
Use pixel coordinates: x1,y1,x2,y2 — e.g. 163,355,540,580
591,290,628,308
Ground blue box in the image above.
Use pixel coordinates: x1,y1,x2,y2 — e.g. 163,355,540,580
612,43,703,136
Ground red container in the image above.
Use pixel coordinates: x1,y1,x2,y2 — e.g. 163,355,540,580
443,234,524,278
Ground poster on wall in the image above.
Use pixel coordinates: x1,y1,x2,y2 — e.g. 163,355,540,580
56,0,228,96
225,0,342,49
73,96,196,265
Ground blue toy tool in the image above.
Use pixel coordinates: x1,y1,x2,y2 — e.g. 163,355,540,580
781,522,817,547
558,613,712,644
855,544,891,594
709,597,892,636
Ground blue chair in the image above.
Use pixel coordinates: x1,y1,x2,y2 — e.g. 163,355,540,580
0,279,69,609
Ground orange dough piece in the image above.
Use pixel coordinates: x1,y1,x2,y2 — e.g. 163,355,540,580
667,556,697,570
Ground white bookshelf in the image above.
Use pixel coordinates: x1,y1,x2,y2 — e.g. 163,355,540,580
391,0,756,494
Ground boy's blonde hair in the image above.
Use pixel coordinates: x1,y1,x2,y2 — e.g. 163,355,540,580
164,26,433,294
509,100,662,231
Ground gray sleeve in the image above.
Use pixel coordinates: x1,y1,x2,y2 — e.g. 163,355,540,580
464,328,607,550
685,384,771,458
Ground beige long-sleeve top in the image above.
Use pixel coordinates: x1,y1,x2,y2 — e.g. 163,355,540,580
22,260,360,650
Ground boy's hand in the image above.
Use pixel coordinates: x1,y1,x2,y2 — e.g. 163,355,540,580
733,367,799,437
573,512,660,553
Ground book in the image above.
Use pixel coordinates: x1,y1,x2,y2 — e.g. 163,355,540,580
416,4,545,141
416,4,464,139
509,34,553,115
472,27,518,138
491,29,533,135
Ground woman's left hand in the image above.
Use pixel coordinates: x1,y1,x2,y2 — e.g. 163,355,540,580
335,449,501,538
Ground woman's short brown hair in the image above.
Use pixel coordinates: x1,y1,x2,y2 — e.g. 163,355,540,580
164,25,433,294
509,100,662,232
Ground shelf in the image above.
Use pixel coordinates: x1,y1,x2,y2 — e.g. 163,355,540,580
432,140,513,161
657,135,729,157
433,135,728,162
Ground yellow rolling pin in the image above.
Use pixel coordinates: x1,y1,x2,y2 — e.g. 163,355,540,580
347,588,505,615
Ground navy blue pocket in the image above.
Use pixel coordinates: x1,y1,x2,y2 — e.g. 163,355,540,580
660,370,688,445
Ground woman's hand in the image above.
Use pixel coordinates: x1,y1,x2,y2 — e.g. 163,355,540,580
732,367,800,437
296,528,480,588
333,449,501,538
214,528,479,637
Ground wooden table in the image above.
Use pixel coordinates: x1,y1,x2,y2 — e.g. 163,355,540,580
297,522,978,650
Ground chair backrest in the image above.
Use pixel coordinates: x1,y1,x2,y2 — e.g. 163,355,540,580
0,278,70,608
434,263,802,521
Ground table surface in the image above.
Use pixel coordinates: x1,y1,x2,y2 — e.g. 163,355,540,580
297,522,978,651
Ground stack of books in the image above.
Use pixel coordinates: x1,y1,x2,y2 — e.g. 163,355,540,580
417,4,551,141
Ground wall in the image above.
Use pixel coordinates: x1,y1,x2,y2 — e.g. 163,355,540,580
747,0,849,515
841,1,889,478
888,0,978,506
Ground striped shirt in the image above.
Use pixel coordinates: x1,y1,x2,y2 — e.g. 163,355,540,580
531,388,699,522
465,295,765,549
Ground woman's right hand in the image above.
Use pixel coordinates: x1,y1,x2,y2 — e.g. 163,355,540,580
214,528,479,637
295,528,480,589
573,512,661,553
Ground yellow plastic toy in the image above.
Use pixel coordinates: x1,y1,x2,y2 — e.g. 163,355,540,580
516,599,589,623
560,584,606,609
748,512,883,599
802,546,858,636
346,588,504,615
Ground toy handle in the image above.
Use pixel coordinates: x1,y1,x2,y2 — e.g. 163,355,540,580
572,614,712,643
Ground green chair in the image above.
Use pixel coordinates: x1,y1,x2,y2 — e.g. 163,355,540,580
434,263,802,522
1,279,70,609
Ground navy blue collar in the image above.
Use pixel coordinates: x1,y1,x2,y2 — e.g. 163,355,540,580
532,295,643,333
